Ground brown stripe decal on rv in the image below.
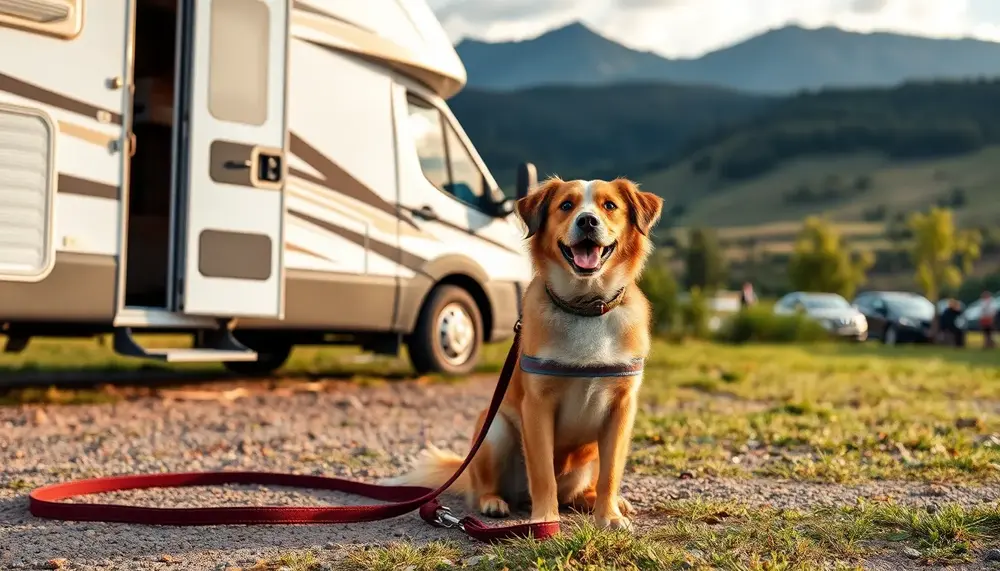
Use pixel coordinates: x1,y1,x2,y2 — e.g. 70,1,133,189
398,205,524,255
288,132,418,229
58,174,119,200
0,72,122,125
288,208,428,273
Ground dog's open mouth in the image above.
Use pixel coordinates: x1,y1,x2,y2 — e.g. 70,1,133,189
559,239,616,275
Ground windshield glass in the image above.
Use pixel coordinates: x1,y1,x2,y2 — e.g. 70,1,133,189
887,296,935,319
801,295,850,309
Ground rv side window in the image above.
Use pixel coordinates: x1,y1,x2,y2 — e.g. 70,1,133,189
406,96,449,191
406,94,488,211
208,0,270,125
0,0,84,39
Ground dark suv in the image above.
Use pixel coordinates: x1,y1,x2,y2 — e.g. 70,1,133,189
851,291,935,345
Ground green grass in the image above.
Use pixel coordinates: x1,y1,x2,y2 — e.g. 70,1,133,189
342,541,462,571
631,340,1000,484
341,500,1000,570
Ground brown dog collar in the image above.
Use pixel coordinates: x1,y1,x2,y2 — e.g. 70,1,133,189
544,284,626,317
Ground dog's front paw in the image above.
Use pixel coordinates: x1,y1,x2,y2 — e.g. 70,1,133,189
478,494,510,518
595,513,633,532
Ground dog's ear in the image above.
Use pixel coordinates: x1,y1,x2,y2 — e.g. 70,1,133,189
615,178,663,236
516,178,560,239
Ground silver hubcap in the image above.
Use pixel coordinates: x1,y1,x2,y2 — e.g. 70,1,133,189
436,302,476,365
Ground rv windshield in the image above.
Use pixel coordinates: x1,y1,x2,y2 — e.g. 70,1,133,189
408,94,504,212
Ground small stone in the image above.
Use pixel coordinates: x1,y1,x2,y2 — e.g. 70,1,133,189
32,409,49,425
44,560,68,570
158,554,174,562
317,564,335,571
984,548,1000,562
903,547,922,559
679,471,695,480
324,542,338,550
465,556,483,566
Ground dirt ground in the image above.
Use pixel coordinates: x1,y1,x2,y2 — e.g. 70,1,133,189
1,376,999,570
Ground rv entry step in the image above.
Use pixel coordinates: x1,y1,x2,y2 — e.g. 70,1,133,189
113,327,258,363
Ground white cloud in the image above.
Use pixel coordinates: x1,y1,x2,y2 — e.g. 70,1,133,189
430,0,1000,57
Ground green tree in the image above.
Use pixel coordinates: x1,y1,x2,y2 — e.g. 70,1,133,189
787,216,874,299
684,227,726,292
908,207,981,301
638,257,680,334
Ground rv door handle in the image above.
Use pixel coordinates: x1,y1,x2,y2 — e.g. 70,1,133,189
224,159,252,170
413,205,438,221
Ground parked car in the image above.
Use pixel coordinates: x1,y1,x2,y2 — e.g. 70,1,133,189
773,292,868,340
956,290,1000,331
851,291,935,345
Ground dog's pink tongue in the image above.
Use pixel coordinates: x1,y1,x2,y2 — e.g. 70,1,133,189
571,245,602,269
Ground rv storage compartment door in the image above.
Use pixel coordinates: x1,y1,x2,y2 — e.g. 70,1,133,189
173,0,289,318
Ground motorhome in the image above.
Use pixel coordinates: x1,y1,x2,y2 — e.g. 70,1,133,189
0,0,537,376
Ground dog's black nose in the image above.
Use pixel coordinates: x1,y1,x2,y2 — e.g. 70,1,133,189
576,213,599,229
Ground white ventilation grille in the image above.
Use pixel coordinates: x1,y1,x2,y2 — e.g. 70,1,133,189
0,108,54,281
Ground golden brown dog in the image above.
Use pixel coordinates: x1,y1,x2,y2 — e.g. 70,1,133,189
389,177,663,531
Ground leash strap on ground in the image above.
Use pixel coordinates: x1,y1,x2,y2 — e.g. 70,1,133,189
28,325,559,543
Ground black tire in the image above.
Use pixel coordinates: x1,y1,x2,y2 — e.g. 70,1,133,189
407,285,483,376
223,342,292,376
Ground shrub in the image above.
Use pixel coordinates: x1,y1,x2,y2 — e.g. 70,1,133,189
680,287,711,339
639,260,680,334
714,306,829,344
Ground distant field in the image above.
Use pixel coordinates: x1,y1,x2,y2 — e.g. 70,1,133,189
647,146,1000,230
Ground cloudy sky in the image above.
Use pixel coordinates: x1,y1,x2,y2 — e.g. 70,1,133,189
428,0,1000,58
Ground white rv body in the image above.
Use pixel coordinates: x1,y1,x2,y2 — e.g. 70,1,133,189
0,0,534,375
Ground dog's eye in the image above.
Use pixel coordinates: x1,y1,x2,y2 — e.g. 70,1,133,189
604,201,617,211
559,201,573,211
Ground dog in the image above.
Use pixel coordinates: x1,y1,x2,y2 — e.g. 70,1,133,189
388,177,663,531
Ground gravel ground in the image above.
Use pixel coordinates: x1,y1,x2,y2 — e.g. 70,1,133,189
2,375,999,570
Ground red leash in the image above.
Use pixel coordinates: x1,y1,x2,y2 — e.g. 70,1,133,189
28,325,559,543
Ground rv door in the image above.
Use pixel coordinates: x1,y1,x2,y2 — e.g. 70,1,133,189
172,0,289,318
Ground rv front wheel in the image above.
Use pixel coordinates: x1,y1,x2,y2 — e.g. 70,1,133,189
223,343,292,376
408,285,483,376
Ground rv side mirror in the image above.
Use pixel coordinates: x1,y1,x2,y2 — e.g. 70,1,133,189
516,162,537,200
494,198,515,217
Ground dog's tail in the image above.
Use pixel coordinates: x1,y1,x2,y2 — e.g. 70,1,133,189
382,444,470,494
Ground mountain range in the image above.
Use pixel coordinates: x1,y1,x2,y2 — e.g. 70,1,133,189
455,22,1000,93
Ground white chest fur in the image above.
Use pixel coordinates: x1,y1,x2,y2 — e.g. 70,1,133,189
532,303,645,366
527,304,646,446
552,375,642,446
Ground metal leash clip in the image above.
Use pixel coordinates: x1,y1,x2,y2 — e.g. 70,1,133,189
431,506,465,531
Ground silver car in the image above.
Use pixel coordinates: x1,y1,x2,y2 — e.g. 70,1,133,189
773,292,869,340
